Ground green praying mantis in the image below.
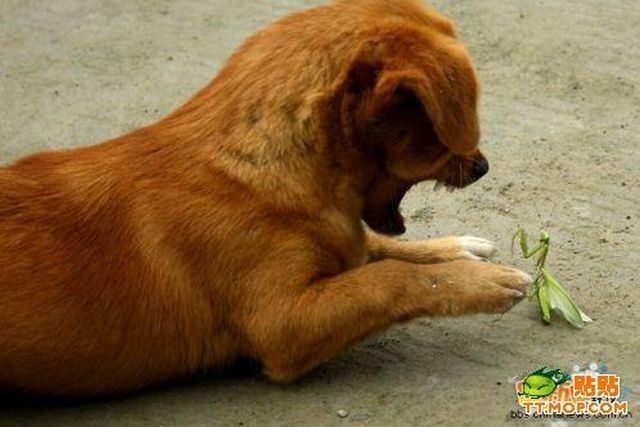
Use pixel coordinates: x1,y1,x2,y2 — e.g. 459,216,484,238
512,227,593,328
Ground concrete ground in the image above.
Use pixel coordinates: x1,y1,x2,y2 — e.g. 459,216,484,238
1,0,638,425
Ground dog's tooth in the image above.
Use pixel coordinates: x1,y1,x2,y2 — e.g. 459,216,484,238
433,181,444,191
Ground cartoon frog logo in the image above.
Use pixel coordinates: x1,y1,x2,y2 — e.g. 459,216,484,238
520,367,571,399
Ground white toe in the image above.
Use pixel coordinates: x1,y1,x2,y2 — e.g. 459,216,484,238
519,271,534,285
459,236,497,259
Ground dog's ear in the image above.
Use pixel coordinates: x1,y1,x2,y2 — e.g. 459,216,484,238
336,44,480,154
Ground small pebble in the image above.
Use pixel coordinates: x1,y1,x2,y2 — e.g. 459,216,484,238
336,409,349,418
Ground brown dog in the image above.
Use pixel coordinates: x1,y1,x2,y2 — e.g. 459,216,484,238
0,0,531,396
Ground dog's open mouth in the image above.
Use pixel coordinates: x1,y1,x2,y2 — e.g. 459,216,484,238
365,180,462,235
363,199,406,236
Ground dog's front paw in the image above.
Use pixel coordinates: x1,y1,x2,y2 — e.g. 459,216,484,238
426,261,532,315
409,235,496,263
457,235,496,261
468,263,532,314
368,233,498,264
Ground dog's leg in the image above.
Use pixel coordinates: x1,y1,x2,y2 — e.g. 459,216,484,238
366,230,496,264
246,259,531,382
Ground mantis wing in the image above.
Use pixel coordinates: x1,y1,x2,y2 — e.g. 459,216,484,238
543,269,593,328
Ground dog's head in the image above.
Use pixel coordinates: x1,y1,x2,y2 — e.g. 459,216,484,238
332,4,485,235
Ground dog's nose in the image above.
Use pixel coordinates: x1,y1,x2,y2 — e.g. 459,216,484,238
472,157,489,180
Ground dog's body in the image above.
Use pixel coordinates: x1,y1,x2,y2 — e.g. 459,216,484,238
0,0,530,396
